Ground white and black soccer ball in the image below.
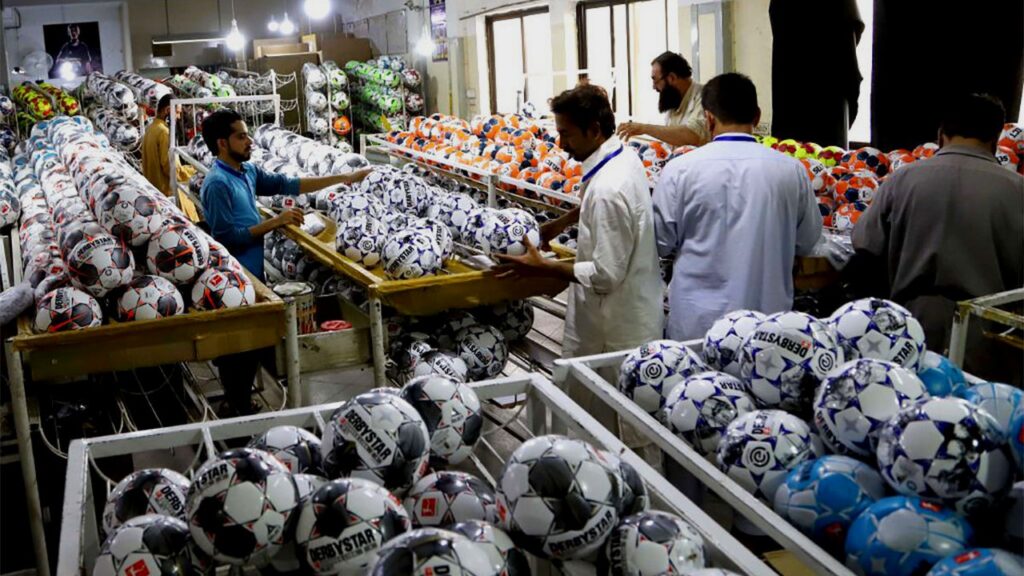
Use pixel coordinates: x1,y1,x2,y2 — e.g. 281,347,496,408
248,425,323,475
435,310,480,350
496,435,620,560
306,90,328,112
303,63,327,91
102,469,191,536
389,332,437,384
478,299,534,343
258,473,329,575
191,267,256,310
451,520,531,576
829,298,927,371
146,223,210,285
411,350,470,383
717,409,818,502
331,91,350,111
369,527,493,575
320,391,430,495
455,324,509,381
404,471,497,528
308,115,330,137
67,234,135,298
662,371,757,457
93,514,193,576
337,214,387,267
738,311,843,413
34,286,103,332
186,448,299,565
382,229,444,280
812,358,929,457
116,275,184,321
876,397,1012,517
601,511,706,576
489,209,541,256
400,376,484,466
0,188,21,228
295,477,411,575
618,340,709,417
97,185,160,247
703,310,766,378
595,449,649,517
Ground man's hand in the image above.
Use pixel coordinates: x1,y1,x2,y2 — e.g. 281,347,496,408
273,208,305,228
492,237,549,279
616,121,647,141
539,221,562,248
341,168,373,184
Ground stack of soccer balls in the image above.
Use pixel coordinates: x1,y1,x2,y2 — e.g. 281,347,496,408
165,74,213,101
114,70,174,115
12,83,57,121
0,148,19,229
614,298,1024,575
183,65,235,98
85,103,140,151
84,72,139,121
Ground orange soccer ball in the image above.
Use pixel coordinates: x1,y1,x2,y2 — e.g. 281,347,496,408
833,202,867,232
332,115,352,136
800,158,835,197
840,146,891,178
833,172,879,205
998,123,1024,156
995,145,1022,174
912,142,939,159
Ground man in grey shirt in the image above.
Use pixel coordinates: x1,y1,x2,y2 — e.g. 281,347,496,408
853,93,1023,383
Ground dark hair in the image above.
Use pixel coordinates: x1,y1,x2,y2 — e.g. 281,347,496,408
939,93,1005,143
202,109,243,155
550,84,615,137
652,51,692,80
68,24,80,33
701,73,759,125
157,94,172,112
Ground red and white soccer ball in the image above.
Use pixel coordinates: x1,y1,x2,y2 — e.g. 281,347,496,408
191,268,256,310
116,275,185,321
34,286,103,333
146,223,210,284
67,235,135,298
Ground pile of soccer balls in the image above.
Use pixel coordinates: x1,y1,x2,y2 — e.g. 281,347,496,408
84,72,139,121
616,298,1024,575
183,65,236,98
37,83,81,116
114,70,174,115
0,94,16,155
0,148,19,229
12,83,58,121
165,74,213,101
85,103,140,151
11,116,255,334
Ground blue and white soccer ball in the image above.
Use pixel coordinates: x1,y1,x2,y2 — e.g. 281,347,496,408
618,340,709,416
436,193,479,236
959,382,1024,435
382,229,444,279
927,549,1024,576
327,191,385,223
478,299,535,343
916,353,967,397
703,310,767,378
845,496,973,576
410,216,453,259
829,298,927,371
1009,410,1024,472
813,358,930,457
336,214,387,267
602,511,706,575
773,455,886,554
662,371,756,455
716,409,818,502
739,311,843,413
876,397,1012,517
489,208,541,256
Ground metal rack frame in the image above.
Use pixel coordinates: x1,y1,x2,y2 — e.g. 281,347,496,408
58,372,778,576
948,288,1024,366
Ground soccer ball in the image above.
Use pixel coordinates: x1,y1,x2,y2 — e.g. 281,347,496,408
410,217,454,259
1008,411,1024,472
845,496,973,576
186,448,299,565
0,189,20,228
450,520,531,576
328,192,385,223
402,69,422,89
400,375,483,466
928,549,1024,576
477,299,534,343
389,332,437,384
600,511,706,575
703,310,767,378
404,471,497,527
102,469,191,536
812,358,929,457
662,371,757,456
829,298,927,370
320,391,430,495
840,146,891,178
411,350,470,383
406,93,424,113
382,229,444,279
496,435,620,560
618,340,709,416
434,310,479,350
716,409,817,502
738,311,843,413
337,215,387,267
34,286,103,332
92,514,193,576
436,193,479,235
331,91,350,111
917,353,968,397
116,275,184,321
97,185,160,246
876,397,1012,517
294,477,410,575
146,223,210,285
248,425,323,475
833,173,879,204
67,234,134,297
191,267,256,310
369,528,493,576
594,449,649,517
773,455,886,554
960,382,1024,436
261,473,329,574
489,209,541,256
455,324,509,381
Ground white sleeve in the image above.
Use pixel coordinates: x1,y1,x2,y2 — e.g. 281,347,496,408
574,190,635,295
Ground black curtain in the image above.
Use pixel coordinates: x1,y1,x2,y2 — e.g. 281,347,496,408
770,0,864,148
872,0,1024,151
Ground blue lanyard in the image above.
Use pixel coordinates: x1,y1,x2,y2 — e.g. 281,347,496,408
712,134,758,143
582,145,624,184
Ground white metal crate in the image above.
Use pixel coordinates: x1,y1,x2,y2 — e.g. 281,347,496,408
60,373,779,575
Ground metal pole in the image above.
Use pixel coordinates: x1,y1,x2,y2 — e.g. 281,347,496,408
168,99,180,208
284,298,303,407
486,174,497,208
368,293,388,387
948,303,970,367
5,342,51,576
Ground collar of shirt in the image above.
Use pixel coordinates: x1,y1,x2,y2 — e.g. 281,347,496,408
214,159,248,181
581,135,623,176
712,132,758,143
935,144,999,164
674,81,699,117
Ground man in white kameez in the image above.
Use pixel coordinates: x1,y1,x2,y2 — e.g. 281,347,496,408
494,84,664,439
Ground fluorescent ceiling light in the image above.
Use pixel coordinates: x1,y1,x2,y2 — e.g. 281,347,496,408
304,0,331,20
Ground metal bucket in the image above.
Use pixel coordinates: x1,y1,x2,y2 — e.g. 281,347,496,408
274,281,316,334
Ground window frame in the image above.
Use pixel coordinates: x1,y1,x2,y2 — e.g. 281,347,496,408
485,7,551,115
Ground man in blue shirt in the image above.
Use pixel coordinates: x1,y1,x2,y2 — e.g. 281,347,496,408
200,109,370,415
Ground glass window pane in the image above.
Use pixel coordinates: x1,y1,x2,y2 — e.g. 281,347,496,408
584,6,615,107
630,0,668,122
849,0,873,143
613,4,629,114
492,18,525,114
522,12,553,113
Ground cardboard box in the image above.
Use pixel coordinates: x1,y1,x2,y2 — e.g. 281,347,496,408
255,42,315,58
317,34,375,64
251,51,321,129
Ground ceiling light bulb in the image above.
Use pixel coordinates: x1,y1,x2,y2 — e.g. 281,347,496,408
225,19,245,51
267,15,279,32
279,12,295,35
304,0,331,20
